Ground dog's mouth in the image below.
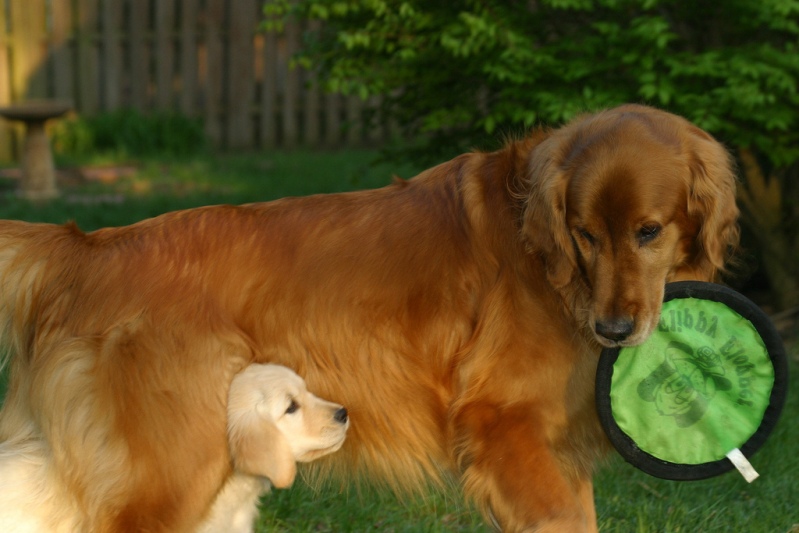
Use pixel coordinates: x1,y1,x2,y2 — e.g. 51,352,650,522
595,335,637,349
297,437,348,463
593,314,660,348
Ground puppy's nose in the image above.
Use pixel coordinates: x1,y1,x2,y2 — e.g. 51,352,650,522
595,317,634,342
334,407,348,424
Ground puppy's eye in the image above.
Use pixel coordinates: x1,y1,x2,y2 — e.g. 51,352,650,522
637,224,662,245
285,399,299,415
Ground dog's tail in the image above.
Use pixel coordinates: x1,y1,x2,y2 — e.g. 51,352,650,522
0,219,79,373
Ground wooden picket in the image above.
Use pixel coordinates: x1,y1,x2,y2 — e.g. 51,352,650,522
0,3,10,161
0,0,377,161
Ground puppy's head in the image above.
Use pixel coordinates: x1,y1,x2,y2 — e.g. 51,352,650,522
523,105,739,347
226,364,349,488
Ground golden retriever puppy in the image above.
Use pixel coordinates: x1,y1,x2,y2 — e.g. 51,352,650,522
198,364,349,533
0,104,738,532
0,364,348,533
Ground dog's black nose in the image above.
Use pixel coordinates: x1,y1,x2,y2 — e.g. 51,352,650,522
334,407,348,424
595,318,634,342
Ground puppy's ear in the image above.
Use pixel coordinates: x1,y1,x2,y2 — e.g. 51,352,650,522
228,411,297,489
685,126,740,280
522,135,577,288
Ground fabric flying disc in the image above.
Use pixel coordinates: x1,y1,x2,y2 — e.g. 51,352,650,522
596,281,788,481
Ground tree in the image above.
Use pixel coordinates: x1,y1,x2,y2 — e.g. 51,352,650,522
265,0,799,310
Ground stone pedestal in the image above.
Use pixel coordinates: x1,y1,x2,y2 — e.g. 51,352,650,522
0,100,72,201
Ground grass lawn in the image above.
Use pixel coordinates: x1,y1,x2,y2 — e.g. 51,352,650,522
0,150,797,532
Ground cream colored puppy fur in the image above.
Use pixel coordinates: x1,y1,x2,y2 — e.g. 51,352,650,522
197,364,349,533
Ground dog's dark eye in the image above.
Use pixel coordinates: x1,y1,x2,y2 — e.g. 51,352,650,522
285,399,299,414
577,228,595,245
637,224,662,245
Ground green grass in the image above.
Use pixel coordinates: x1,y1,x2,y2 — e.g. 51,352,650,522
1,150,797,532
0,150,418,228
254,482,487,532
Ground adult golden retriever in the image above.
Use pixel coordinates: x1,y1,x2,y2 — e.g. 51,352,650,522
0,104,738,532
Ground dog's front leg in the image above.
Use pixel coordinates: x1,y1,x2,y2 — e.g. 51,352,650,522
453,401,597,533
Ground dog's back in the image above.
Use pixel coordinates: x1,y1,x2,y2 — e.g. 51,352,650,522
0,177,485,531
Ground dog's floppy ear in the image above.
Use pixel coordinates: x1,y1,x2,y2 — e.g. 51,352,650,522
685,126,740,280
522,134,577,289
228,409,297,488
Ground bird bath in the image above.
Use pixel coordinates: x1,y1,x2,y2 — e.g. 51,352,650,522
0,100,72,200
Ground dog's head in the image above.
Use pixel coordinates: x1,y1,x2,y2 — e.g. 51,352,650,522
226,364,349,488
523,104,739,348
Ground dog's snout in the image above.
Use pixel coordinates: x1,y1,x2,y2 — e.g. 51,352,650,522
334,407,348,424
595,317,634,342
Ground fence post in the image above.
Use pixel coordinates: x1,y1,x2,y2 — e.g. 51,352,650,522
280,20,299,149
101,0,122,110
0,2,11,161
155,0,176,111
346,95,361,147
180,0,200,116
75,0,99,114
129,0,150,110
259,28,278,149
51,0,76,105
9,0,48,100
202,0,224,146
226,0,256,149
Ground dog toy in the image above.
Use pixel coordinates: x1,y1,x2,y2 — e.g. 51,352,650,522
596,281,788,481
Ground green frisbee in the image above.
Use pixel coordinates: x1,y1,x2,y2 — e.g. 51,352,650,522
596,281,788,481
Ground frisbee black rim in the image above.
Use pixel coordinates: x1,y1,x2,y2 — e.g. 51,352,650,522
596,281,789,481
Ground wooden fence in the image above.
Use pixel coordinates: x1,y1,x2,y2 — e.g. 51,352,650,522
0,0,382,162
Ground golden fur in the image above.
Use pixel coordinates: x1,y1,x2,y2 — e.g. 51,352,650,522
0,104,738,532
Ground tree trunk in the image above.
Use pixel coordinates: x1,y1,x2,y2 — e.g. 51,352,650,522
755,234,799,311
736,148,799,312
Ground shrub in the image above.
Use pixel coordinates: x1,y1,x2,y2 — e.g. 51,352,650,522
53,109,207,159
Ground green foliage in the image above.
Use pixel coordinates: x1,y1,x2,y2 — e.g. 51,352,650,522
264,0,799,164
52,109,208,160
